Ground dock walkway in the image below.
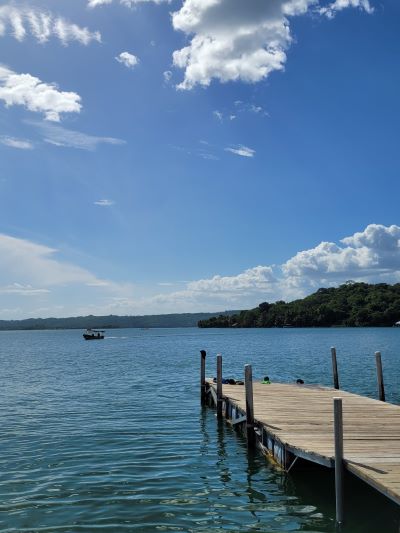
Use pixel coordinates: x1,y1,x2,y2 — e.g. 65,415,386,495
206,380,400,507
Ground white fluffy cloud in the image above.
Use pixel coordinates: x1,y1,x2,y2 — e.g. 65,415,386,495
116,51,139,69
172,0,373,89
0,65,81,121
283,224,400,283
145,224,400,312
2,224,399,318
320,0,373,18
0,5,101,44
0,136,33,149
189,266,276,294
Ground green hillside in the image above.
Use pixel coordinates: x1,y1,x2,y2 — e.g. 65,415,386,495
0,311,239,331
198,282,400,328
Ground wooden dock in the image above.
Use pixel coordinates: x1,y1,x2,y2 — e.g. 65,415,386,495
201,352,400,523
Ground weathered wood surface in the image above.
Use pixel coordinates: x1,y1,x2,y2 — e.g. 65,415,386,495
207,380,400,506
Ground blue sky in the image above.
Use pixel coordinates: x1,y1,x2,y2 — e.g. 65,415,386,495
1,0,400,319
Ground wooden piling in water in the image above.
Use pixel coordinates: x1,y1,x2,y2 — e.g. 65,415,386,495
217,354,223,418
334,397,344,525
200,350,207,405
331,347,340,390
375,351,385,402
244,364,255,447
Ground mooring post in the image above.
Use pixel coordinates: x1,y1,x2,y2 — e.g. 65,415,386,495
375,351,385,402
216,354,223,418
334,397,344,526
244,364,255,447
200,350,206,405
331,347,340,390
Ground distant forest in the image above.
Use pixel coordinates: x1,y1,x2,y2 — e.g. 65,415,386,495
0,311,238,331
198,282,400,328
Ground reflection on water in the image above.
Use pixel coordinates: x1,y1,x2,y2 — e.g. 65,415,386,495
0,327,399,531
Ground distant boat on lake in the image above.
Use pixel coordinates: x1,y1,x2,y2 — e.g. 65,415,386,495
83,329,105,340
395,321,400,327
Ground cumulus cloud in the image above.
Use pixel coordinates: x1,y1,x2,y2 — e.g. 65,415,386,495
28,121,126,151
282,224,400,297
189,266,276,294
0,5,101,44
225,145,255,158
3,224,399,318
116,51,139,69
0,65,81,121
0,136,33,149
144,224,400,312
172,0,373,89
320,0,373,18
341,224,400,251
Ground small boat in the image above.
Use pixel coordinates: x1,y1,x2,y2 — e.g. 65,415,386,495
83,329,105,340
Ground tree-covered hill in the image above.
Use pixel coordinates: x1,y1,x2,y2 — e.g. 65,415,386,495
198,282,400,328
0,311,239,331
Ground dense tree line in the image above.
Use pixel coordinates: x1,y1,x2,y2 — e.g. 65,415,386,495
0,311,239,331
198,282,400,328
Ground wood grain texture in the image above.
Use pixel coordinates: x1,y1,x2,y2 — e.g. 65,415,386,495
207,380,400,506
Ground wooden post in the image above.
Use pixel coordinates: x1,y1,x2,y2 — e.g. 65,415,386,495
331,347,340,390
216,354,223,418
245,364,255,447
375,351,385,402
334,397,344,525
200,350,206,405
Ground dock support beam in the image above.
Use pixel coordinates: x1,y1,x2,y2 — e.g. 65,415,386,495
245,364,255,447
216,354,223,418
375,351,385,402
334,397,344,526
331,347,340,390
200,350,206,405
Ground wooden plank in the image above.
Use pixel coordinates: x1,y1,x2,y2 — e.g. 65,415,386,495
206,378,400,507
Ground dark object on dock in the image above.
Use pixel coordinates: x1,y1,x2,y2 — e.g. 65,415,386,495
261,376,271,384
83,329,105,340
296,379,304,384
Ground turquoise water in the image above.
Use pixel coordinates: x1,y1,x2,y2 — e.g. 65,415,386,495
0,327,399,532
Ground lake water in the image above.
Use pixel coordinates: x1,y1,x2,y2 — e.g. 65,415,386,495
0,327,400,532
